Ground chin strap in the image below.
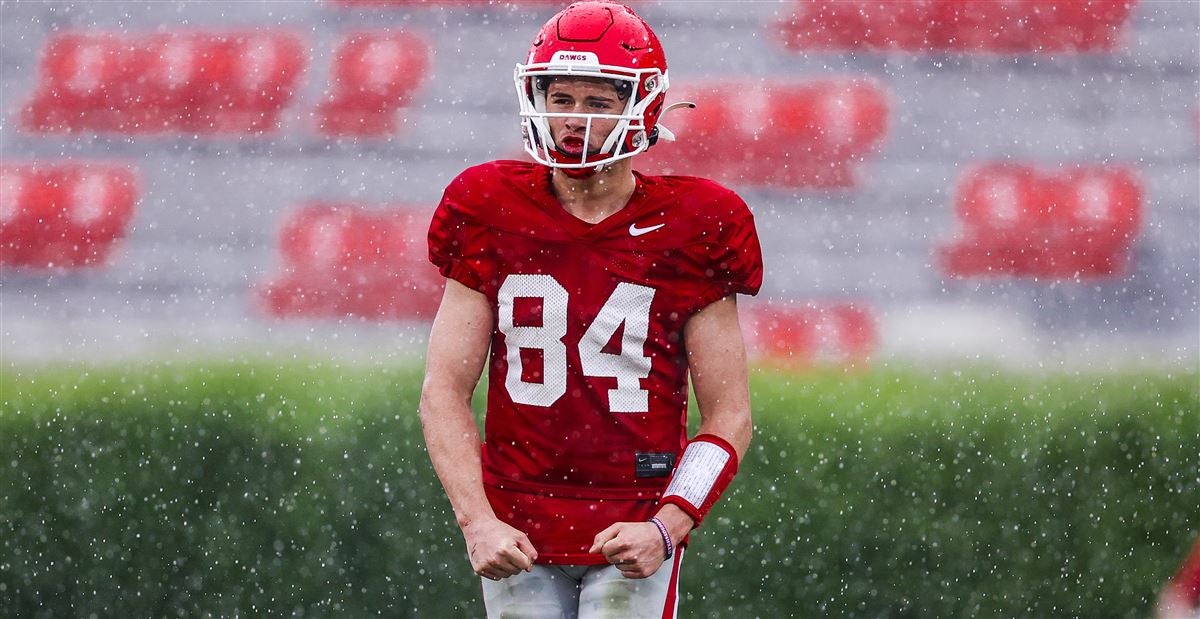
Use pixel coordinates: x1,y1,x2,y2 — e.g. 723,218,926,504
654,101,696,143
560,166,600,179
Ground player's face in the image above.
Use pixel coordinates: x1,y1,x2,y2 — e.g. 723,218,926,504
544,78,625,158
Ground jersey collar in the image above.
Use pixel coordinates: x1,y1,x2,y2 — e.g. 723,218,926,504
529,164,655,241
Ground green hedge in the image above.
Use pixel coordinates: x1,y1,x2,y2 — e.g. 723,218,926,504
1,362,1196,617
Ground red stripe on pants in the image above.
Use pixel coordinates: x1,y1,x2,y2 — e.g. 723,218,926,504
660,548,685,619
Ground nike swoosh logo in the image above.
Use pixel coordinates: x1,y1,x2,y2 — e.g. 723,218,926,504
628,222,665,237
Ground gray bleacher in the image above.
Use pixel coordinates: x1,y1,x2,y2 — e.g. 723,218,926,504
1,1,1196,367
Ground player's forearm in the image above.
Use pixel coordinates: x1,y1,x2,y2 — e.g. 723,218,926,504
695,405,752,461
419,389,497,529
685,295,753,460
667,296,754,531
690,340,754,461
652,407,751,539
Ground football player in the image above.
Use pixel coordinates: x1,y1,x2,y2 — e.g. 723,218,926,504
420,2,763,616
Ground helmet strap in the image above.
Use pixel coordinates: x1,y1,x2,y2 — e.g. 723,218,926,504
560,166,600,179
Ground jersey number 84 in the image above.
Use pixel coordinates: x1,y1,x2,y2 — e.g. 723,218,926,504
498,274,657,413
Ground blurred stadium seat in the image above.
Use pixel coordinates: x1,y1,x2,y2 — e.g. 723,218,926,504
744,302,878,367
23,31,306,134
640,78,888,188
20,33,125,132
317,31,431,137
938,163,1143,279
257,203,442,320
0,163,138,269
775,0,1138,53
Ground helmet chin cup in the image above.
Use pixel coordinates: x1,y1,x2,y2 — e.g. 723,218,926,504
560,166,600,179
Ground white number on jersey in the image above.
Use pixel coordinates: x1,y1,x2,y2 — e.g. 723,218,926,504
579,282,655,412
498,274,569,407
497,275,656,413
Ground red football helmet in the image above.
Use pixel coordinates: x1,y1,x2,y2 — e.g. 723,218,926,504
515,1,670,171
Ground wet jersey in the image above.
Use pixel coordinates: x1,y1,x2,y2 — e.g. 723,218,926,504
428,160,762,562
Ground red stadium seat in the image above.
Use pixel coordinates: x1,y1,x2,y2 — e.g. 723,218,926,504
0,163,138,269
130,33,205,132
639,78,888,188
317,31,431,137
744,302,878,368
258,203,442,320
940,164,1047,275
23,31,306,135
938,163,1143,278
775,0,1138,53
1042,167,1142,276
21,34,126,132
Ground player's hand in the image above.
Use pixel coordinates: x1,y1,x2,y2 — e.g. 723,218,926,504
463,517,538,581
588,521,668,579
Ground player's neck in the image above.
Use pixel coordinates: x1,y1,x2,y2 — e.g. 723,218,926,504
551,160,636,225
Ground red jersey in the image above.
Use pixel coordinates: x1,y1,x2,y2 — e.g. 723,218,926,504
428,160,762,563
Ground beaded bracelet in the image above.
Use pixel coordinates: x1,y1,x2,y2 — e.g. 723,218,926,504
649,516,674,560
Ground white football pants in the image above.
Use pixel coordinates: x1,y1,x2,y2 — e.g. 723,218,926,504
480,548,684,619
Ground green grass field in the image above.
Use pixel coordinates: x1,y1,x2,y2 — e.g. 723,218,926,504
1,361,1197,617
